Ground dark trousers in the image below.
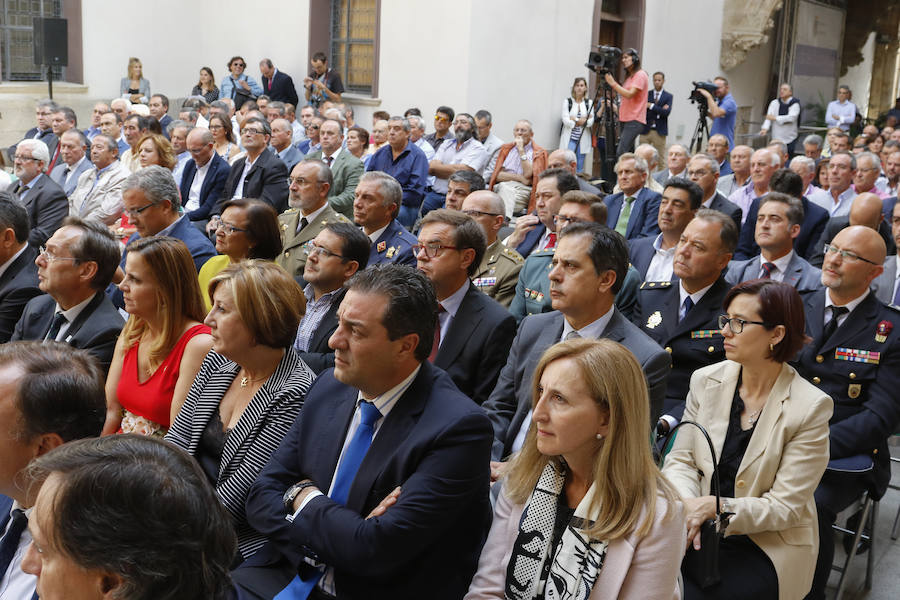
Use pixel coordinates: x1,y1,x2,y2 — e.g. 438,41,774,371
804,469,870,600
421,190,446,216
683,534,778,599
616,120,644,157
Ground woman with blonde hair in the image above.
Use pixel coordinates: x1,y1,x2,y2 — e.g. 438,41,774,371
103,237,213,437
120,57,150,104
137,132,176,170
167,260,314,559
466,338,685,600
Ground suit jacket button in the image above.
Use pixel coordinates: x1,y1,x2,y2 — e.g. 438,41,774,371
736,479,746,489
665,346,672,353
815,355,824,363
812,377,821,384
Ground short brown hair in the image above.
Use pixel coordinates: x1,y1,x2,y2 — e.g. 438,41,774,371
136,133,176,169
208,261,305,349
561,190,607,223
723,279,810,362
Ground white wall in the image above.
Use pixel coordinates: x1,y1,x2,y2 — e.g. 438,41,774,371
80,0,311,103
641,0,724,149
843,31,875,120
725,32,776,142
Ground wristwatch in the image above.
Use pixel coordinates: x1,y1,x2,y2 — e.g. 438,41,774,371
283,480,317,511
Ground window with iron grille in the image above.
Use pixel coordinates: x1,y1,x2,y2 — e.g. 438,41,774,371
0,0,64,82
330,0,376,94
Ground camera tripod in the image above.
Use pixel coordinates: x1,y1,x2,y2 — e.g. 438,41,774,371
590,77,620,191
689,103,710,154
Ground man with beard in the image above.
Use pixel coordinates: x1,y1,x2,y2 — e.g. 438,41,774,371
423,113,488,216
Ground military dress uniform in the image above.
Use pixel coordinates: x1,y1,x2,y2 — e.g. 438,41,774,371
367,219,417,267
471,240,524,308
636,276,731,421
275,204,349,278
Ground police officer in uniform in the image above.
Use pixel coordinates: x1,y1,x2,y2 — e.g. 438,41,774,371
462,190,524,308
277,160,349,278
637,209,738,428
796,226,900,600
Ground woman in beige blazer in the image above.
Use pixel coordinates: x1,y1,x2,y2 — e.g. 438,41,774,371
466,338,685,600
662,279,833,600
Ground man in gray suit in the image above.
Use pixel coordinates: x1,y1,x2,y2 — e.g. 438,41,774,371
872,199,899,304
652,143,689,185
6,139,68,247
49,130,92,196
726,192,821,293
482,222,670,475
270,118,304,173
305,118,363,220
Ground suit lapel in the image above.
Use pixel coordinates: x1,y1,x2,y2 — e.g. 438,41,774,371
805,290,825,345
435,283,482,367
606,195,623,229
626,189,646,239
782,253,803,288
701,363,739,472
62,292,105,341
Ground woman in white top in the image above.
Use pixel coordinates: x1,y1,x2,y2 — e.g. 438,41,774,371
559,77,595,173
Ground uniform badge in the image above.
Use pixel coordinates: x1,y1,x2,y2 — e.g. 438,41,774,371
875,320,892,343
489,267,496,276
377,241,387,253
473,277,496,288
848,383,861,399
646,311,662,329
835,347,880,364
691,330,720,339
386,246,396,258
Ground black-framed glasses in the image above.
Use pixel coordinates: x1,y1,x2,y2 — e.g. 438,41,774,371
123,201,158,217
217,221,248,235
38,246,80,263
718,315,771,334
242,128,265,136
307,241,344,260
231,62,245,68
463,209,502,218
412,242,459,258
823,243,878,265
553,214,585,227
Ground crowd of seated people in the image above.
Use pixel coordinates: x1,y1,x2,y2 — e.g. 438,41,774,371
1,61,899,600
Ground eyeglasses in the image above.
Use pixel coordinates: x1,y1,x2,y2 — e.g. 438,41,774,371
307,241,344,260
123,201,159,217
39,246,80,263
823,243,878,265
412,242,459,258
287,177,317,186
306,125,320,131
718,315,771,334
242,128,265,136
232,63,245,68
434,115,450,122
462,209,502,218
13,155,37,162
217,221,248,235
553,214,585,227
208,124,224,130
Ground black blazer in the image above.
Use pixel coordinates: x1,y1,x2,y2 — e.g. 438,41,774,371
6,174,68,247
297,287,346,374
735,195,829,261
261,70,299,106
807,216,896,268
180,152,230,221
0,245,41,343
707,191,742,230
628,235,657,280
434,282,517,405
11,291,124,373
218,147,289,214
240,362,492,600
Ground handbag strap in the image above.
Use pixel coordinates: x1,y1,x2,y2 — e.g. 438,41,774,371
658,420,724,518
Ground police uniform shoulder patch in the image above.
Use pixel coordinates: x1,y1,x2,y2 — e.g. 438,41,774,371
640,280,672,290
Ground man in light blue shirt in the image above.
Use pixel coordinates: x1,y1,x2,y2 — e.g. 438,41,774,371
825,85,858,132
698,76,737,149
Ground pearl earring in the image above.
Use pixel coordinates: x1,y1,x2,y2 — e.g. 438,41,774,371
596,433,604,440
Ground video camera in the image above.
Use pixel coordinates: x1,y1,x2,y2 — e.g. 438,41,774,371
689,81,718,104
586,46,622,74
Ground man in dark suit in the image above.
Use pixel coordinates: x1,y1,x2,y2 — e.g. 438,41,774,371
734,168,829,261
505,168,580,259
483,223,670,470
48,130,92,196
636,210,737,428
639,71,672,161
260,58,299,106
355,172,417,267
294,222,369,373
7,139,68,247
808,192,896,267
652,143,690,186
237,264,493,600
149,94,172,137
628,179,702,281
12,218,124,373
306,119,364,219
0,195,41,342
6,99,57,163
725,192,822,294
687,153,742,229
417,209,516,405
180,128,229,226
794,226,900,600
217,117,289,215
0,340,105,600
605,153,662,240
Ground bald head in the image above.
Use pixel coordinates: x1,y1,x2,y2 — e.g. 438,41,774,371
547,149,575,173
848,193,885,230
635,144,659,172
835,225,887,266
461,190,506,243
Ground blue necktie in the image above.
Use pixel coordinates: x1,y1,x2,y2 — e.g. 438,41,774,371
275,401,382,599
679,296,694,322
0,509,27,579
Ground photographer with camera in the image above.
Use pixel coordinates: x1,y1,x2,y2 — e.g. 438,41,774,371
697,76,737,150
603,48,649,158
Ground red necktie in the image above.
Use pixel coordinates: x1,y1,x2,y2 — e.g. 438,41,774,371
428,305,446,363
267,79,272,91
49,145,61,169
545,232,557,250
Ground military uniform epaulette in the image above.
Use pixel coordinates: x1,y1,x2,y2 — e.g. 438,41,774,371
502,247,525,264
640,280,672,289
282,207,299,214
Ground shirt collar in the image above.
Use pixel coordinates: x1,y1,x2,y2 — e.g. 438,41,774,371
157,214,184,237
367,222,390,243
303,282,341,305
438,280,470,317
301,203,328,220
679,280,715,307
356,364,421,413
55,293,96,326
561,304,614,341
760,249,794,274
825,288,870,313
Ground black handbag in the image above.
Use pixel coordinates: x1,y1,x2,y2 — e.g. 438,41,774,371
230,77,257,110
659,420,734,589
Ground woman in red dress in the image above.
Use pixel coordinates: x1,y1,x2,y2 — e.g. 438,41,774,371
102,236,213,436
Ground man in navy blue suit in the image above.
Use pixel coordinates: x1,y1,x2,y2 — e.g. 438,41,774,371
236,264,493,599
180,128,230,227
260,59,299,107
505,168,579,259
0,341,105,600
639,71,672,161
604,152,661,240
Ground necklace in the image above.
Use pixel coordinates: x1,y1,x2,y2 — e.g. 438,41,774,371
239,373,269,388
746,408,762,426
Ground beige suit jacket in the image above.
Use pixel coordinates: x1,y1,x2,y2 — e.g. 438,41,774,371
662,360,833,600
465,489,684,600
275,203,349,278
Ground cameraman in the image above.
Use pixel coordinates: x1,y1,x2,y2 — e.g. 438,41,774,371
604,48,649,158
697,76,737,149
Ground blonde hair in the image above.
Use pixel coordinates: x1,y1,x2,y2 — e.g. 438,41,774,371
121,237,207,369
505,338,680,540
208,260,306,348
127,57,142,79
136,133,176,170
